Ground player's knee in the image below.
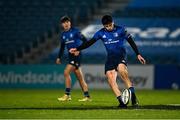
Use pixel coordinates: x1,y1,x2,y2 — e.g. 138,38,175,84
119,69,127,76
64,70,70,77
74,70,80,76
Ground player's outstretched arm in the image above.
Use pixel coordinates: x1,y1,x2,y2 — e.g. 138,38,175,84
127,36,146,64
69,38,96,54
77,38,96,51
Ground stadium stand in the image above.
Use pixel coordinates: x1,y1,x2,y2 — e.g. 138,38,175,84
47,0,180,64
112,0,180,64
0,0,107,64
64,0,180,65
113,0,180,18
1,0,179,64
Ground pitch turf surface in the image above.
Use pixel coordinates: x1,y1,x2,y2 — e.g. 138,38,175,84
0,89,180,119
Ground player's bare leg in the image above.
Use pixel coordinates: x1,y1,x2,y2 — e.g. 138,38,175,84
117,63,139,107
58,64,74,101
106,70,120,96
117,64,132,88
74,67,91,102
106,70,126,108
64,64,75,88
74,68,88,92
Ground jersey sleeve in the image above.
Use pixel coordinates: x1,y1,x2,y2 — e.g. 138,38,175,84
92,31,101,41
122,26,140,56
74,28,87,43
58,35,65,59
60,35,65,45
77,31,87,42
76,30,101,51
122,26,131,40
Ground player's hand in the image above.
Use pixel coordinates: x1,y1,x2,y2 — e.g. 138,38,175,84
56,58,61,64
74,51,80,56
69,48,77,54
137,54,146,64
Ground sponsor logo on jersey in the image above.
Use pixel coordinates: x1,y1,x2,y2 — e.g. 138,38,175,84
108,39,112,41
104,40,119,44
65,39,74,44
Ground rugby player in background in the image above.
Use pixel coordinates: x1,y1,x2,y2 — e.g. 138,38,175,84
56,16,91,102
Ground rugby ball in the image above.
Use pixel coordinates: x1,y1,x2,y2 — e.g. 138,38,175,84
121,89,131,105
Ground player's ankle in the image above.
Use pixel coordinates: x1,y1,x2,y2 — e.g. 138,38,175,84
117,96,125,105
128,87,135,93
84,91,90,98
65,88,71,95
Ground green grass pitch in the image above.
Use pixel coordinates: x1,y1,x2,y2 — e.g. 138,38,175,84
0,89,180,119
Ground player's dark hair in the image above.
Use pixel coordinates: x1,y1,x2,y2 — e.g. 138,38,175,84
101,15,113,25
60,15,71,23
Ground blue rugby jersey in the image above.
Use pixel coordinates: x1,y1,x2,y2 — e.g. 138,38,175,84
58,27,87,59
60,27,84,50
92,25,131,57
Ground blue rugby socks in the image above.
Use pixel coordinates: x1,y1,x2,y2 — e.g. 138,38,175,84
65,88,71,95
84,91,90,98
129,87,135,94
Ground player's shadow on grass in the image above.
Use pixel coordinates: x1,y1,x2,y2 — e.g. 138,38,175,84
0,105,180,110
131,105,180,110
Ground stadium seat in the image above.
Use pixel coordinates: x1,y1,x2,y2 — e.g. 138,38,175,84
0,0,105,64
